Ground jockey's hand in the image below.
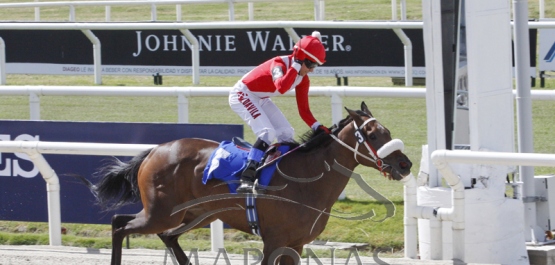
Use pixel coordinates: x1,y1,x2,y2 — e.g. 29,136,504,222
315,125,331,135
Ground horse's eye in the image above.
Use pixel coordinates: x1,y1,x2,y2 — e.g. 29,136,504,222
369,133,377,140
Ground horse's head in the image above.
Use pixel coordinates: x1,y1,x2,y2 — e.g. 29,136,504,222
339,102,412,180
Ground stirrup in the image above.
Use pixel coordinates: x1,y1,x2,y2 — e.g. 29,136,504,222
237,161,257,194
236,179,254,194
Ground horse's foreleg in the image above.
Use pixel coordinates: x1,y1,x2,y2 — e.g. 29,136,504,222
281,246,303,265
158,232,190,265
263,245,302,265
111,214,136,265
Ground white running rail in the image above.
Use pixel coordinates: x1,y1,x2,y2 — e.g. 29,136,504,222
0,0,325,22
1,85,554,124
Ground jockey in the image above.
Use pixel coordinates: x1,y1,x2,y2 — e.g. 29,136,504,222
229,31,331,193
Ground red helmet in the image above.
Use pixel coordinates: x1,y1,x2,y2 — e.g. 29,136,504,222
293,31,326,65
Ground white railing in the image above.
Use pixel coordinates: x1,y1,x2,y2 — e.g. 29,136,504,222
1,85,554,124
0,21,422,85
0,0,326,22
0,140,157,246
0,85,427,125
0,140,226,251
402,150,555,260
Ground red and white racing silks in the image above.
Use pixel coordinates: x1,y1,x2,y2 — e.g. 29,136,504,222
229,55,318,144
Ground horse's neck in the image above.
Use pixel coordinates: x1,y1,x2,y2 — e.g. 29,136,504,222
328,127,360,171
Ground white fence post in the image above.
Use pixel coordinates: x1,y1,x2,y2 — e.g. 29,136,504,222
330,93,342,126
177,93,189,123
81,30,102,85
393,28,413,86
105,6,111,21
29,91,41,121
210,220,224,252
69,5,75,22
227,0,234,21
248,2,254,21
176,4,182,21
34,0,40,21
0,37,5,85
151,3,157,21
180,30,200,85
26,150,62,246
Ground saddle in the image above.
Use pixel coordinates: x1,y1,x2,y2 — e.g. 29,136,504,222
203,138,291,237
202,138,290,193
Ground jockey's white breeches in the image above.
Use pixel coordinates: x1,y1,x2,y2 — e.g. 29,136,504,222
229,81,295,144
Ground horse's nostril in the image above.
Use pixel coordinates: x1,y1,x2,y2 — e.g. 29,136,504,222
400,161,410,169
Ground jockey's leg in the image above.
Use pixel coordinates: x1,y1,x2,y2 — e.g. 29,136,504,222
263,99,295,143
237,138,269,193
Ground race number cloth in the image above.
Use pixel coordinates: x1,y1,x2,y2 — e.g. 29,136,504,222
202,141,290,193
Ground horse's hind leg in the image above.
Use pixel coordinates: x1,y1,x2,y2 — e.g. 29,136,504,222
111,214,136,265
158,232,191,265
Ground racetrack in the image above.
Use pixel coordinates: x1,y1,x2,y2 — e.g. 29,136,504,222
0,245,498,265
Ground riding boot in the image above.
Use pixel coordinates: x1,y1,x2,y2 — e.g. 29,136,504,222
237,139,269,193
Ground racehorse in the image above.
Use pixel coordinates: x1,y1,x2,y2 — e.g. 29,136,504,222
82,102,412,265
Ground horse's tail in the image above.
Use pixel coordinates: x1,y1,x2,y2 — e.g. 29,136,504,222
86,149,152,211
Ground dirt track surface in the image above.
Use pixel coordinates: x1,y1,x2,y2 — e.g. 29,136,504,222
0,245,498,265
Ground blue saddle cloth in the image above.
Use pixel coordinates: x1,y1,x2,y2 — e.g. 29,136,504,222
202,141,290,193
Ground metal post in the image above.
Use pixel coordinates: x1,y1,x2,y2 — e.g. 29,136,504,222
539,0,545,19
319,1,325,20
210,220,224,252
180,30,200,85
400,0,407,21
248,2,254,21
284,28,300,43
151,3,157,21
34,0,40,21
23,149,61,246
81,30,102,85
176,5,182,21
331,93,346,200
393,28,413,86
228,0,234,21
0,37,5,85
330,93,342,126
391,0,397,20
105,6,111,22
177,93,189,123
313,0,320,21
69,5,75,22
29,92,41,120
513,0,539,242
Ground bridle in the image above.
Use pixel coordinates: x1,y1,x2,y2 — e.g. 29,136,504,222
329,117,404,176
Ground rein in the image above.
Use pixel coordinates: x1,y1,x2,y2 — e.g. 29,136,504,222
330,117,404,177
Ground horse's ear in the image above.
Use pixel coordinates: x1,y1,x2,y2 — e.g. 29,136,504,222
361,101,373,117
345,107,363,122
345,107,355,116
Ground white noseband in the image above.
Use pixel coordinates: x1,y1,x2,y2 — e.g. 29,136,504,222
377,139,405,158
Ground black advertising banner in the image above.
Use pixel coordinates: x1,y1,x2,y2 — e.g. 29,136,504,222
0,28,427,77
0,121,242,224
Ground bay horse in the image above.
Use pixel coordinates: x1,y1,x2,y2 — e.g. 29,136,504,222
84,102,412,265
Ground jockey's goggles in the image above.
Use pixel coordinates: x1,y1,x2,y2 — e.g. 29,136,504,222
303,59,319,69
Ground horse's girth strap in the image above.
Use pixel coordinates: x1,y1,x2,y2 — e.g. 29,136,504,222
245,194,261,237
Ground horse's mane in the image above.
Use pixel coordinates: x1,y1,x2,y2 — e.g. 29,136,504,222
282,110,370,152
